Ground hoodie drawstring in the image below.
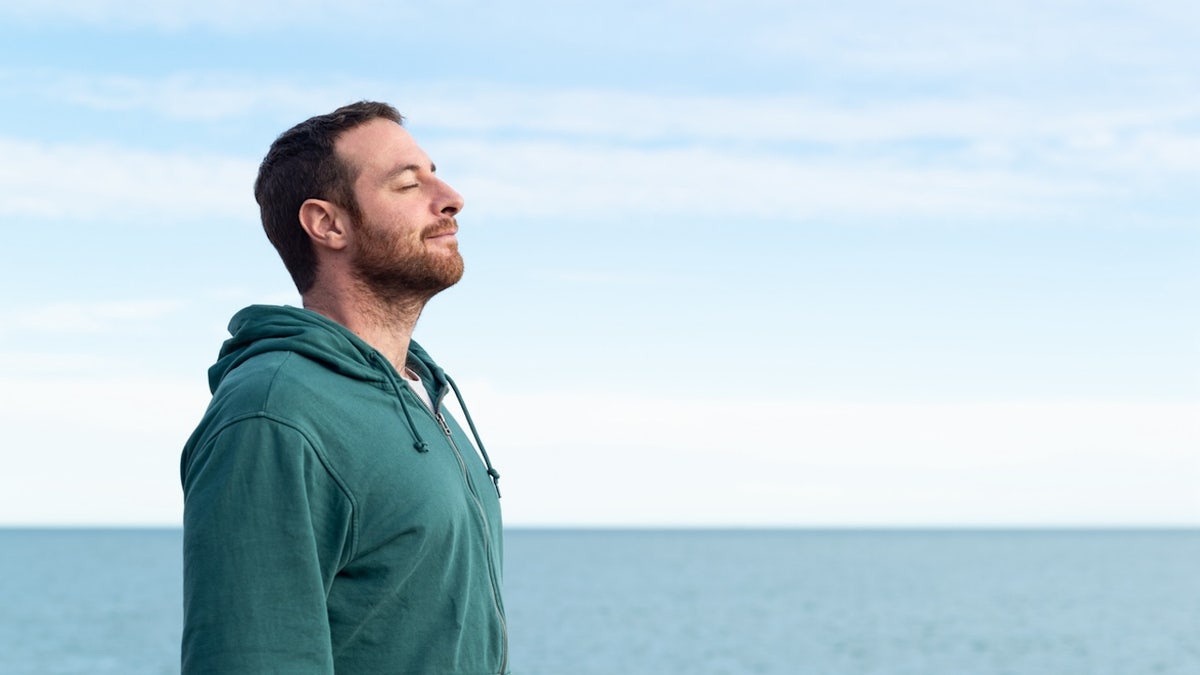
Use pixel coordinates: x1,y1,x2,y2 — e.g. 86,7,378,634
399,398,431,453
380,352,500,498
445,374,502,499
377,354,432,453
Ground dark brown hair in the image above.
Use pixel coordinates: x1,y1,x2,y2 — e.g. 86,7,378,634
253,101,404,293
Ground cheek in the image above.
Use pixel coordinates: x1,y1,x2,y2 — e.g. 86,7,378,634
362,196,423,230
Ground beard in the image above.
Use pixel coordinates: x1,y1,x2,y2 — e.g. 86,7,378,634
348,215,465,303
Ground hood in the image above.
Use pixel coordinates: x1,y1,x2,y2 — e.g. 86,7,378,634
209,305,394,394
209,304,451,397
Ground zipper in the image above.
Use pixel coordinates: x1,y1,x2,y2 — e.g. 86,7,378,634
388,360,508,674
433,408,509,674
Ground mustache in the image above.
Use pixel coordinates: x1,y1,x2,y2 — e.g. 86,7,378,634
423,217,458,238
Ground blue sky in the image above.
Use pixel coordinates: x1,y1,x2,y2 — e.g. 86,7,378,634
0,0,1196,526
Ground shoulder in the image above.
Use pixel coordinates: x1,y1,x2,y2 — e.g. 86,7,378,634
214,349,381,419
185,351,341,470
181,389,358,527
185,348,390,476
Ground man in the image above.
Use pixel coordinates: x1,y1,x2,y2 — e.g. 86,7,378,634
180,101,508,674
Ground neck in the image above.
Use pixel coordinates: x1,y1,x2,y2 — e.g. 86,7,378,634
302,283,429,373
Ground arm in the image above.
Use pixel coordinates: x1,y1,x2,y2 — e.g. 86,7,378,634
181,416,354,674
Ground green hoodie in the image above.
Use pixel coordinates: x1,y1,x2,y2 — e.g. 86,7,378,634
181,305,507,674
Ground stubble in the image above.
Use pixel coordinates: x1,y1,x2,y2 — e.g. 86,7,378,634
349,216,465,305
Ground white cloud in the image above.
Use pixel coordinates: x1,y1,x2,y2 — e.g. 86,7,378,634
751,1,1199,77
0,130,1069,227
5,69,1197,225
0,136,256,222
55,74,314,121
416,89,1200,197
2,361,1195,526
16,66,1200,153
31,71,375,122
0,373,210,525
7,0,1195,72
1,300,184,335
437,138,1095,221
452,384,1200,527
412,87,1200,151
0,0,370,31
0,126,1180,230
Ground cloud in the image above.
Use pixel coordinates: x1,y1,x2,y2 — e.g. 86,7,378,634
1,126,1186,230
452,385,1200,526
0,136,256,222
53,74,327,122
412,86,1200,150
7,1,1196,73
3,366,1195,526
0,372,208,525
1,300,184,336
0,0,368,31
22,71,377,122
5,69,1196,226
15,66,1200,151
749,1,1199,80
437,138,1100,222
415,89,1200,203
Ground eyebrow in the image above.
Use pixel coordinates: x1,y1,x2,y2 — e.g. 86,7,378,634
382,162,437,182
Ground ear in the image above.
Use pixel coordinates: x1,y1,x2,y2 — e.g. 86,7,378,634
298,199,349,251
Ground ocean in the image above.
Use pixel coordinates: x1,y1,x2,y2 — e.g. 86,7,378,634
0,528,1196,674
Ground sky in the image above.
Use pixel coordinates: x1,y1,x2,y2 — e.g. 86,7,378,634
0,0,1196,527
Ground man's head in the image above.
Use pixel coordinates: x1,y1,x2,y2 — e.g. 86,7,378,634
328,115,465,303
256,100,456,295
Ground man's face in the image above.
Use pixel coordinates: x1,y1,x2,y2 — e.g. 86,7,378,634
334,118,466,300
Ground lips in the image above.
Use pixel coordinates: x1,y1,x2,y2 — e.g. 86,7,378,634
424,219,458,239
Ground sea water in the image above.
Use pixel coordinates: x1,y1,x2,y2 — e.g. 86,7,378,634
0,528,1196,674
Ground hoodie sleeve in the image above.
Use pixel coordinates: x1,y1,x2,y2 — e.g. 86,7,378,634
181,415,355,674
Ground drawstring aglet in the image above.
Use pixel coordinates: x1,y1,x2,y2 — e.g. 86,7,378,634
487,468,501,497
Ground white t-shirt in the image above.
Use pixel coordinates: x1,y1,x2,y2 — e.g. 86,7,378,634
401,368,434,412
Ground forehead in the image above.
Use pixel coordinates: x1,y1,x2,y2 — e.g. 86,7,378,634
334,118,429,181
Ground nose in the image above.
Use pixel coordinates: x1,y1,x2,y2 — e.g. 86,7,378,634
437,177,464,217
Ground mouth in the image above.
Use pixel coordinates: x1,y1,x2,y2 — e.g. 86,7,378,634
424,219,458,240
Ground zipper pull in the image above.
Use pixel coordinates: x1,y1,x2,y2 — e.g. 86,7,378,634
435,412,453,437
